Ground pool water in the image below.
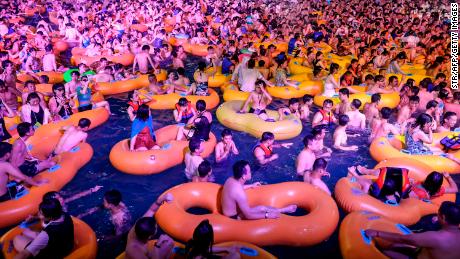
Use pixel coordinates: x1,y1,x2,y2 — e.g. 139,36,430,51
52,86,377,258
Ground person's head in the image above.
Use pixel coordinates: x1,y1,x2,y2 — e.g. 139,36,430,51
221,129,233,144
422,171,444,197
52,83,65,96
338,114,350,126
303,134,315,149
232,160,251,180
388,76,398,86
142,45,150,52
303,94,313,105
260,132,275,146
17,122,33,138
39,198,63,222
71,71,80,80
442,111,457,129
78,118,91,131
197,62,206,71
435,73,447,82
288,98,299,110
186,220,214,257
329,63,339,75
409,95,420,110
196,100,206,112
350,99,361,110
178,97,189,108
371,93,381,104
322,99,334,113
426,100,439,112
413,113,433,132
189,137,204,154
27,92,41,106
312,158,327,173
197,160,212,178
0,142,12,160
136,104,150,121
254,79,266,93
379,107,392,120
338,88,349,101
438,201,460,226
43,191,64,206
148,74,157,84
311,125,326,140
247,59,256,69
103,189,122,209
134,217,157,242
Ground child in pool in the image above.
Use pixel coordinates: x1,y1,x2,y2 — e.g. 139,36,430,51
278,98,301,120
103,189,132,237
303,158,331,196
333,114,358,151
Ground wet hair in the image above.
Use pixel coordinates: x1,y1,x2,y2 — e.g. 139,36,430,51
329,63,339,74
323,99,333,107
409,95,420,103
338,114,350,126
435,73,447,80
410,86,420,96
422,171,443,197
380,107,392,119
197,160,211,178
351,99,361,109
288,98,299,106
303,134,315,147
17,122,32,137
177,67,186,76
221,129,232,138
255,79,266,88
374,75,385,82
312,158,327,171
142,45,150,51
303,94,313,103
45,44,53,52
185,220,214,258
442,112,457,126
247,59,256,69
104,189,122,206
439,201,460,225
134,217,157,242
233,160,249,179
197,62,206,71
339,88,349,97
78,118,91,128
0,142,12,158
388,76,398,84
39,198,63,220
426,100,438,110
189,138,202,153
258,60,266,67
371,93,381,103
27,92,40,103
43,191,60,201
178,97,188,107
261,132,274,142
70,71,80,77
365,74,374,81
136,104,150,121
412,113,433,129
196,100,206,112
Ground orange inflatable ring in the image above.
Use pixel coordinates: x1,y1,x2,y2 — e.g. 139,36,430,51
147,89,220,110
155,182,339,246
182,43,214,57
130,24,148,32
53,39,70,53
167,37,189,47
334,158,456,225
116,240,276,259
253,42,288,52
0,143,93,228
95,75,150,95
1,217,98,259
17,71,64,84
340,211,413,259
71,48,86,56
109,125,216,175
369,132,460,174
71,52,135,67
266,81,323,99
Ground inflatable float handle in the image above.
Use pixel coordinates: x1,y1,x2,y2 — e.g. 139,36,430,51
395,224,412,235
70,146,80,153
173,246,186,255
240,247,259,257
385,199,399,206
360,229,372,245
48,164,62,173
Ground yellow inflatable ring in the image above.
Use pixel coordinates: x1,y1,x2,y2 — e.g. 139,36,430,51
109,125,216,175
216,100,302,140
147,89,220,110
314,91,400,109
155,182,339,246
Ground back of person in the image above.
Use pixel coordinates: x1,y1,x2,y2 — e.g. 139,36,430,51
35,213,74,259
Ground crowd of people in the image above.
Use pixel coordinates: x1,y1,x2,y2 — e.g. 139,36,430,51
1,0,460,258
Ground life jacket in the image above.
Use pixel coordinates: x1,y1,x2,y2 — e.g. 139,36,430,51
319,109,336,124
34,213,74,259
440,135,460,151
370,167,411,201
175,102,194,122
253,143,272,158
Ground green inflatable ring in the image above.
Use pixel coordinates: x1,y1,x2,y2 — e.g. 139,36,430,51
63,69,78,82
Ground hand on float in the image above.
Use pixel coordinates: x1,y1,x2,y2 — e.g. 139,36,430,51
159,193,173,204
36,178,49,186
251,182,261,188
281,143,293,148
267,210,280,219
156,234,174,250
364,229,378,238
347,166,357,175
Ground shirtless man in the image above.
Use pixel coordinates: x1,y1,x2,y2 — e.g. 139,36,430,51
146,74,166,95
311,125,332,158
0,142,45,202
278,98,301,120
437,112,457,133
133,45,155,74
296,134,317,177
303,158,331,195
124,194,174,259
333,115,358,151
184,138,204,181
365,201,460,259
11,123,55,177
335,88,350,115
53,118,91,155
42,45,57,72
0,61,17,90
363,93,381,127
221,160,297,220
65,71,81,98
93,66,114,83
369,107,405,143
367,75,393,94
239,80,273,121
345,99,366,130
300,94,313,121
253,132,292,165
0,79,20,111
312,99,337,127
215,129,239,163
397,95,420,125
425,100,442,130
